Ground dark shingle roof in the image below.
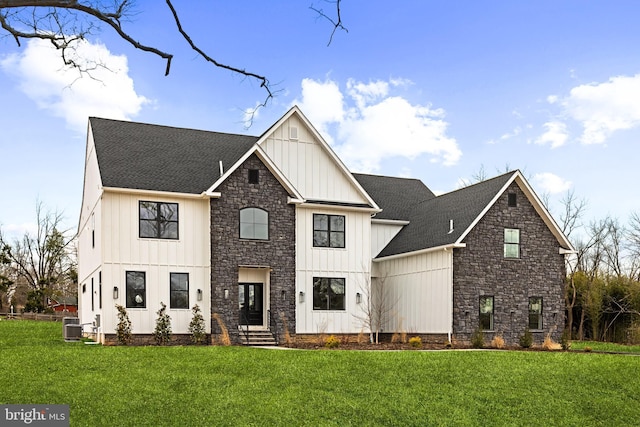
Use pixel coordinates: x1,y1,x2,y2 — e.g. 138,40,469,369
90,117,258,194
358,172,516,258
353,173,436,221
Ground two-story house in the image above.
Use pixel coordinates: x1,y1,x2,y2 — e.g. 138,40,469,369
77,106,574,345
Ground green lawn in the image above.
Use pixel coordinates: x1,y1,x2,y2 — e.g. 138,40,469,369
570,340,640,353
1,320,639,426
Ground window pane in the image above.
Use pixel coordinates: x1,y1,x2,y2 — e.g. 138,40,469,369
479,296,493,330
330,278,345,310
330,215,345,232
313,231,328,247
529,297,542,329
313,278,328,310
255,209,268,225
170,273,189,309
330,231,345,248
505,228,519,243
314,214,328,231
126,271,146,308
254,223,268,240
240,208,253,223
160,222,178,239
504,243,520,258
160,203,178,221
140,219,157,238
139,202,157,220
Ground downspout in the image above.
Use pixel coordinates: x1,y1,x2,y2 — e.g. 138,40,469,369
443,246,454,343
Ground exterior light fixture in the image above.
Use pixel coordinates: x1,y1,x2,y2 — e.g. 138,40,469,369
113,286,118,299
299,291,304,303
197,289,203,301
356,292,362,304
281,290,286,301
224,289,229,300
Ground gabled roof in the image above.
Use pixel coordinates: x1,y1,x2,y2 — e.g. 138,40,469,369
360,171,574,260
90,117,258,194
353,173,435,221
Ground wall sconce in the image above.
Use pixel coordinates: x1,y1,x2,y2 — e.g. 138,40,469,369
299,291,305,303
356,292,362,304
281,290,286,301
113,286,118,300
224,288,229,300
197,289,203,301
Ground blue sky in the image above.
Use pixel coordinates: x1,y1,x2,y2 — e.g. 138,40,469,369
1,1,640,240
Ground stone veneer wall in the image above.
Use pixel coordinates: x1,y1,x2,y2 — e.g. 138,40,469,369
453,182,565,345
210,154,296,344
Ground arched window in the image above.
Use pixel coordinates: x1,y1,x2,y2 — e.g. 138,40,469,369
240,208,268,240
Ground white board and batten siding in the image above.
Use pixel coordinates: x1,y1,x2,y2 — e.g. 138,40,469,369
370,222,405,258
260,114,370,205
99,192,211,335
374,249,453,334
77,130,104,327
296,207,373,334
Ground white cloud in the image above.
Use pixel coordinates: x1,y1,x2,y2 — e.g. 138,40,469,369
0,38,148,133
294,78,461,173
562,74,640,145
534,121,569,148
533,172,572,195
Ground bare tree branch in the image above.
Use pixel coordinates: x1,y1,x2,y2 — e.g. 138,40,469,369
310,0,348,46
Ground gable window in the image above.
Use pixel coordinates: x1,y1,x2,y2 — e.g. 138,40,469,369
248,169,259,184
139,201,179,239
240,208,269,240
504,228,520,258
529,297,543,330
126,271,146,308
170,273,189,309
313,214,345,248
508,193,517,207
479,296,494,330
313,277,345,310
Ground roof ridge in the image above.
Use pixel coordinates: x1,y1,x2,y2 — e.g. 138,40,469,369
89,116,258,138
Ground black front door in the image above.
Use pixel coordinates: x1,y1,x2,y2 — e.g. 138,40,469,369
238,283,263,326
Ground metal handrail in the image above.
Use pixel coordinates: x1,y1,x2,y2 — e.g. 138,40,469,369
268,309,280,346
239,311,250,345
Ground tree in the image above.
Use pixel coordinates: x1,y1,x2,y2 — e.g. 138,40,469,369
353,271,396,344
1,1,346,119
0,202,75,312
153,302,172,345
188,304,206,345
115,304,132,345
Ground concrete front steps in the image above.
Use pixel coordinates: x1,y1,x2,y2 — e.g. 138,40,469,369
240,330,278,346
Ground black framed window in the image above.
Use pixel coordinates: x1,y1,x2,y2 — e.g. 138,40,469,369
170,273,189,309
508,193,517,207
313,214,345,248
240,208,269,240
99,271,102,309
313,277,345,310
139,201,179,239
529,297,543,330
91,278,94,311
126,271,146,308
479,296,494,330
504,228,520,258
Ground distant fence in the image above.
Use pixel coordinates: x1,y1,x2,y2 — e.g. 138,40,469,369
0,312,74,322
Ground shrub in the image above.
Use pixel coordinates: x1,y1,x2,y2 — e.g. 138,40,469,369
561,329,571,351
490,334,505,349
188,305,206,345
324,335,340,348
444,340,453,349
408,336,422,348
280,312,292,345
519,328,533,349
471,327,484,348
212,313,231,346
153,302,172,345
115,304,132,345
584,346,593,353
542,333,557,351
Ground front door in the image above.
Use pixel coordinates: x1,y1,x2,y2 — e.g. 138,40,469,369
238,283,263,326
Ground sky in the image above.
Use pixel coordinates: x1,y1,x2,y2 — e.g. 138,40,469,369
1,1,640,241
